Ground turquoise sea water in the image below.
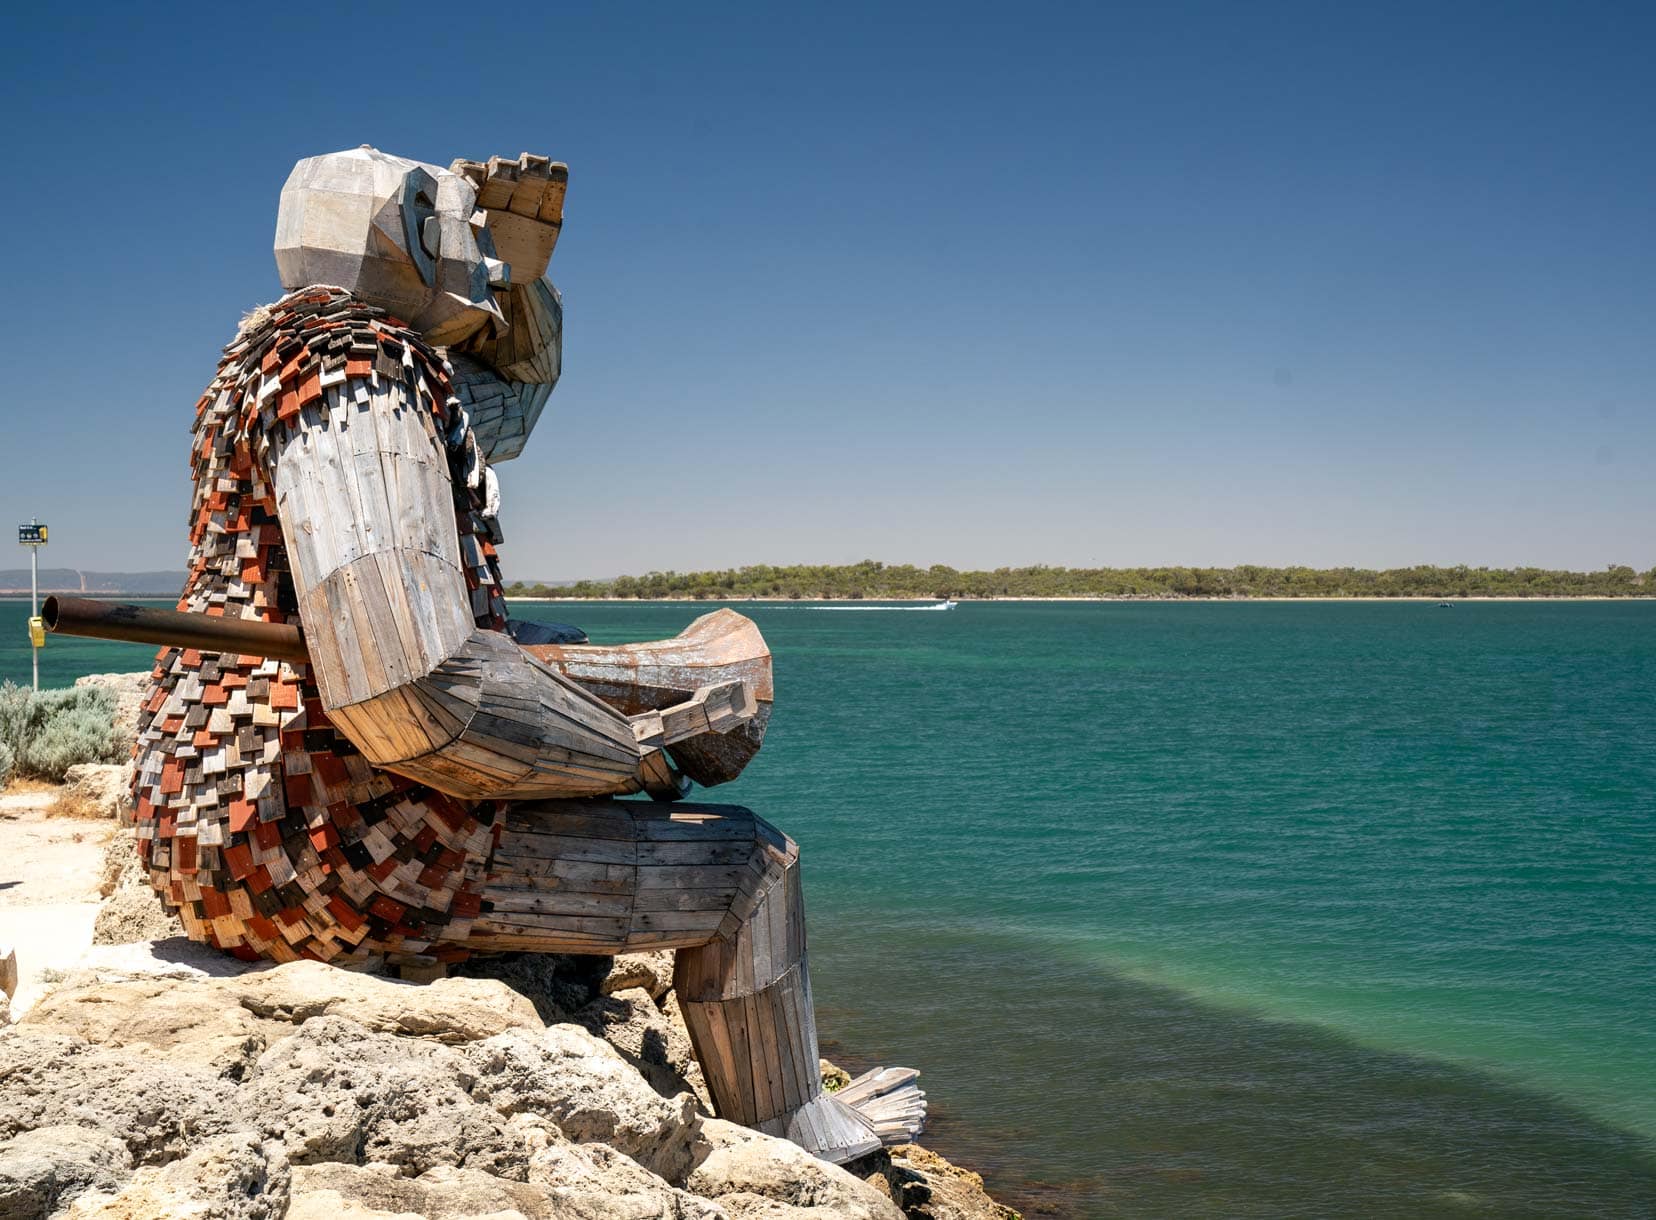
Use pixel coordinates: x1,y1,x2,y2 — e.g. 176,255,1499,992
4,598,1654,1217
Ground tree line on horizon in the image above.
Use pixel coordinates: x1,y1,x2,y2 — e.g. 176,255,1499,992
503,561,1655,601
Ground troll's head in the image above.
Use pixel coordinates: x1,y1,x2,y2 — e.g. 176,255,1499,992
275,146,507,346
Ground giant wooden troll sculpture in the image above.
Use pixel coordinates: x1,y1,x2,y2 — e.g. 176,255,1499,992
130,145,923,1162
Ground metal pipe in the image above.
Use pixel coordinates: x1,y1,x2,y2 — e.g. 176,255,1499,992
41,599,772,784
41,596,310,664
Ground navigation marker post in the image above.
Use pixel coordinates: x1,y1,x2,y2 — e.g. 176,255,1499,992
18,519,47,690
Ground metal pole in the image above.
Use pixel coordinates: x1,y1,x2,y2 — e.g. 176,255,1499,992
30,520,39,691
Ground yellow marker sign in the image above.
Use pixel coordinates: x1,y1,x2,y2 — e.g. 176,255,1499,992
28,616,46,648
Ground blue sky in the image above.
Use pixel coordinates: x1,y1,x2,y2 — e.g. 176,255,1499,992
1,1,1650,577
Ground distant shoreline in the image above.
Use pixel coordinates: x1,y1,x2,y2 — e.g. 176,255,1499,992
503,594,1655,604
5,593,1649,604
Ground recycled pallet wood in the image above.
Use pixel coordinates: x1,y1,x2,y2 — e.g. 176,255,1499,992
127,144,927,1165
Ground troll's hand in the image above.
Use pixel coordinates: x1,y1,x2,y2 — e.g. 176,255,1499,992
450,153,568,284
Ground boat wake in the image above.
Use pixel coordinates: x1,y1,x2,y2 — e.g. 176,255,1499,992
812,602,958,612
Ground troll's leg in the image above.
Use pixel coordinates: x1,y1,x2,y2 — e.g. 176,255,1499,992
671,815,925,1163
472,798,924,1161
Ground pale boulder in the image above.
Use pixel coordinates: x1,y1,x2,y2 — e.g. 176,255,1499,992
0,1029,240,1164
60,1131,288,1219
0,1124,132,1219
527,1138,726,1219
63,763,135,823
21,975,272,1077
231,958,545,1043
602,949,676,1000
288,1159,675,1220
92,834,184,944
579,985,711,1109
242,1015,527,1177
687,1118,904,1220
465,1024,705,1183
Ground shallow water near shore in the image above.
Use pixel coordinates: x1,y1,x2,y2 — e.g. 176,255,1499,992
5,598,1654,1216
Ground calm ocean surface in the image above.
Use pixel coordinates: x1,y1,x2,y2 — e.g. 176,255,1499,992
4,598,1654,1217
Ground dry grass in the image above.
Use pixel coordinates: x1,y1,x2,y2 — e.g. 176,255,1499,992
47,788,110,821
4,777,62,797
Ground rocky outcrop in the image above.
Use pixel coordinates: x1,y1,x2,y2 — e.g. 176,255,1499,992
61,764,134,824
2,675,1016,1220
689,1119,903,1219
578,986,712,1111
0,1126,132,1219
601,950,676,1001
62,1131,289,1220
91,832,184,945
859,1145,1021,1220
0,956,995,1219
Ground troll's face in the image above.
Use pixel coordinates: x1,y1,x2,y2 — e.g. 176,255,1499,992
275,146,506,346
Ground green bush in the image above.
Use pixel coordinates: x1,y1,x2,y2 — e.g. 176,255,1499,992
0,739,13,790
0,681,121,783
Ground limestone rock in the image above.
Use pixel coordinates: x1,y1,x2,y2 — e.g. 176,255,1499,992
93,834,184,944
577,986,711,1110
1,943,16,998
1,896,1012,1220
290,1158,682,1220
687,1118,904,1220
0,1029,240,1164
526,1140,726,1218
63,763,135,823
243,1016,526,1177
456,950,611,1021
230,958,545,1044
0,1124,132,1219
820,1059,852,1093
874,1145,1020,1220
465,1025,705,1183
61,1130,289,1219
602,950,675,1000
22,976,271,1077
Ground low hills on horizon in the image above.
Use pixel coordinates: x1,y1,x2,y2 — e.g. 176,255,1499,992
510,561,1656,601
0,568,189,597
5,563,1652,601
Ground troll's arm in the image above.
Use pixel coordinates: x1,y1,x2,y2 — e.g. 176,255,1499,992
264,362,670,800
448,155,565,462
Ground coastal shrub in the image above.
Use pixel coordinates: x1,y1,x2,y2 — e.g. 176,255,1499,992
0,681,29,750
0,739,12,790
0,681,122,782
